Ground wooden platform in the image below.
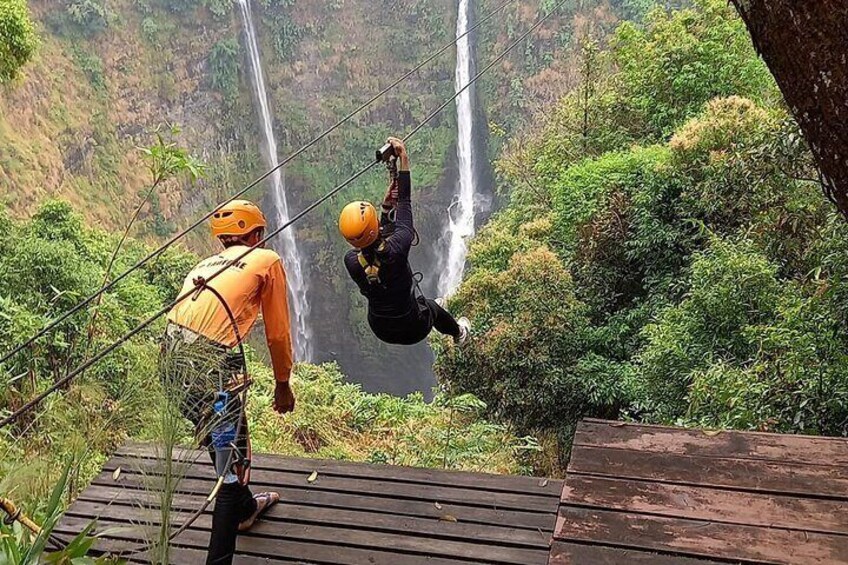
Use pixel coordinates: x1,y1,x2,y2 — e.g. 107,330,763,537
55,443,563,564
550,419,848,565
57,420,848,564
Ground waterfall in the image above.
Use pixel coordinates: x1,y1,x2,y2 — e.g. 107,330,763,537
237,0,312,361
438,0,477,298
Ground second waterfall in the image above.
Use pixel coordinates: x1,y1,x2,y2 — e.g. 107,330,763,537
439,0,478,298
237,0,312,361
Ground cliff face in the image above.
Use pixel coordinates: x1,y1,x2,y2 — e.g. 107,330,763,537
1,0,246,239
1,0,634,394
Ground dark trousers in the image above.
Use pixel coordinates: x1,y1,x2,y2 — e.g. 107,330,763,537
427,298,461,338
206,483,256,564
369,296,460,345
159,331,257,565
194,399,256,565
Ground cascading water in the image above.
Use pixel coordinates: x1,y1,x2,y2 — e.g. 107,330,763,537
237,0,312,361
438,0,477,298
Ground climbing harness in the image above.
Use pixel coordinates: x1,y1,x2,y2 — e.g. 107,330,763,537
358,244,386,285
0,0,521,369
189,276,253,486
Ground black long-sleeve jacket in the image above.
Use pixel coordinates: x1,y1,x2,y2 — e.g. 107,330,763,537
344,172,418,319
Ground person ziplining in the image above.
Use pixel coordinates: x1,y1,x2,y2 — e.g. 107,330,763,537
340,137,472,346
164,200,294,565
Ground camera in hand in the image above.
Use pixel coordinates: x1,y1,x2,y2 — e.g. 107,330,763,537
376,142,396,163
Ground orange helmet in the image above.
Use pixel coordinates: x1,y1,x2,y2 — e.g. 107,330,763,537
339,201,379,248
211,200,267,238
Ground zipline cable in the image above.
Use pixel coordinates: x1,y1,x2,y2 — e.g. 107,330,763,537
0,0,568,431
0,0,520,368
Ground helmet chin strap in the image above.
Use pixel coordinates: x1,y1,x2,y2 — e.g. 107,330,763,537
221,229,264,249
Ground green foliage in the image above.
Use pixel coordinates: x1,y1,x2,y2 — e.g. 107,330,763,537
1,459,123,563
71,47,106,91
201,0,232,19
64,0,111,36
247,361,535,473
258,0,303,62
139,125,205,186
0,0,37,83
0,201,192,518
438,0,848,461
207,39,240,101
637,238,783,420
502,0,778,180
140,16,159,43
610,0,776,139
435,247,607,467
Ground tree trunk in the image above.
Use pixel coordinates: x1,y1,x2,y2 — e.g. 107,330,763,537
730,1,848,220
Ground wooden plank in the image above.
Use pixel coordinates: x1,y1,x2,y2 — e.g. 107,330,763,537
555,506,848,565
56,520,483,565
561,475,848,535
548,541,736,565
64,498,552,549
116,443,558,497
77,482,558,532
56,514,551,565
575,420,848,467
90,471,558,525
97,461,559,514
569,445,848,500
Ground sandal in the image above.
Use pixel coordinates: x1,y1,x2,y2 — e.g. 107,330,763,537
238,492,280,532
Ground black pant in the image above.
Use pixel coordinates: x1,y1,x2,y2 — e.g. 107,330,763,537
206,483,256,564
192,395,256,565
159,331,257,565
369,296,460,345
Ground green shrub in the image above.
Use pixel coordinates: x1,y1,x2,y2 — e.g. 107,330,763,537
65,0,111,35
434,248,600,447
72,47,106,91
208,38,240,100
637,237,784,421
141,16,159,42
0,0,37,83
202,0,232,19
259,0,303,61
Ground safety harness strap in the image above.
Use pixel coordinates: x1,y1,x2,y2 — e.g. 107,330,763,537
358,241,387,285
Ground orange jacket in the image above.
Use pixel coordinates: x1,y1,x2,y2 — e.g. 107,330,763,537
167,246,293,383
